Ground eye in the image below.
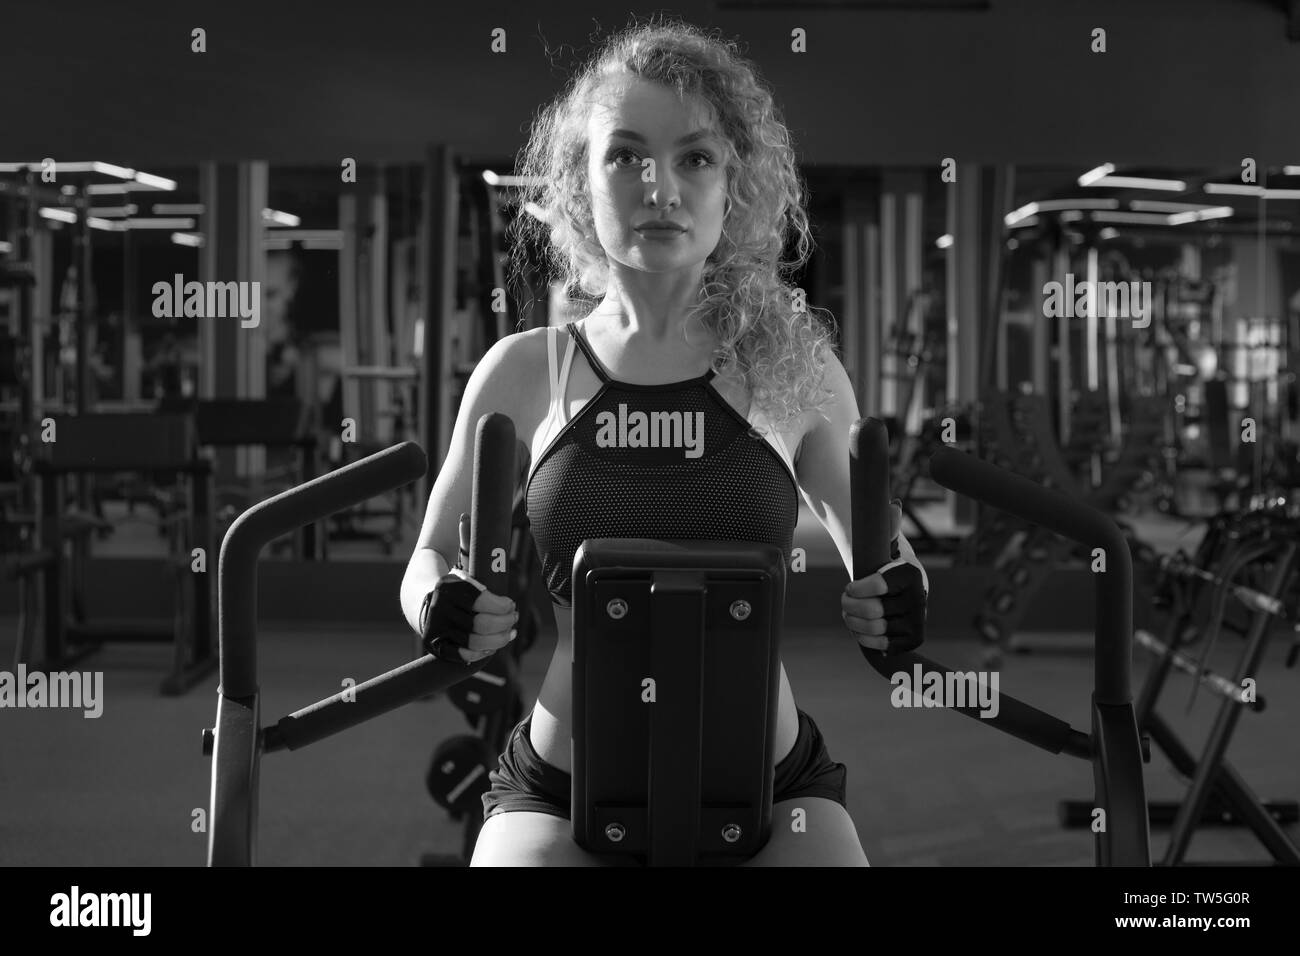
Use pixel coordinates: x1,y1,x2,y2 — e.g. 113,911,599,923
609,147,640,167
686,151,716,169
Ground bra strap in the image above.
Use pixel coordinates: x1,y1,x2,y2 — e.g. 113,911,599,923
556,328,576,424
545,325,580,426
546,325,558,407
565,321,612,384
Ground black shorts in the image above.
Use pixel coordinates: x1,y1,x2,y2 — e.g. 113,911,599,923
481,708,848,821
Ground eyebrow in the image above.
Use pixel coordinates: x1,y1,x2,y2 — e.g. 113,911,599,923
608,129,717,147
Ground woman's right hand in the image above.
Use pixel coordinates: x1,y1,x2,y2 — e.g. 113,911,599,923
420,575,518,664
420,512,518,664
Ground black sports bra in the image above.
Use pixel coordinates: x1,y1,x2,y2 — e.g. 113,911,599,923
524,322,800,607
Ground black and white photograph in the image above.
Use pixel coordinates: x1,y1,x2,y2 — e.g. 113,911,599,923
2,0,1298,932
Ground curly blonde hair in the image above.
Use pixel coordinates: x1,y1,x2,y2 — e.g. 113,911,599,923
507,15,838,428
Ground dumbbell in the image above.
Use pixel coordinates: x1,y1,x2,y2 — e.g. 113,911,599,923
426,734,496,818
445,651,520,722
1024,540,1051,561
974,613,1004,646
1005,563,1032,587
988,589,1016,615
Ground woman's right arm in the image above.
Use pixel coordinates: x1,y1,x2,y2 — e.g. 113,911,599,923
399,546,452,636
399,331,531,642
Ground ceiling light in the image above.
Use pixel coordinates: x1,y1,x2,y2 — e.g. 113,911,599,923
1077,164,1115,187
1086,175,1187,191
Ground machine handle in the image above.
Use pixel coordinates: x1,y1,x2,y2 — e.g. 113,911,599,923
850,418,1103,758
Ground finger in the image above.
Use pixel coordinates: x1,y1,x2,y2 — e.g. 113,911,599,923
845,574,888,598
857,634,890,652
473,588,517,615
463,627,519,655
470,606,520,635
843,595,885,620
843,613,887,637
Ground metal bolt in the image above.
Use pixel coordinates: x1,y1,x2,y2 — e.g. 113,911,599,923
605,822,626,843
721,824,742,844
729,600,751,621
606,598,628,620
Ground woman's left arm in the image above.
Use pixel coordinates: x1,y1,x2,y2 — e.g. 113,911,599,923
794,348,929,653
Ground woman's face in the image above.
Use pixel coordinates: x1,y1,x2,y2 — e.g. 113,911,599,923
586,77,729,277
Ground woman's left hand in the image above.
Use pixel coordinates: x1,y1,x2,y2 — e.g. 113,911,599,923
841,500,928,654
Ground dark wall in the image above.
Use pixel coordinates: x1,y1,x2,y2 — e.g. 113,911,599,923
3,0,1298,165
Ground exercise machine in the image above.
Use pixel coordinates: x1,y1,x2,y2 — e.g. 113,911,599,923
205,418,515,865
206,412,1150,866
851,419,1149,866
421,488,541,866
567,418,1150,866
571,538,785,865
1060,497,1300,864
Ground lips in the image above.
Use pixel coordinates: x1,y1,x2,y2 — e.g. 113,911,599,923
636,223,686,232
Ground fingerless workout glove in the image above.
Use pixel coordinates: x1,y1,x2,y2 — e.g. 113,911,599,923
878,561,927,655
419,568,487,664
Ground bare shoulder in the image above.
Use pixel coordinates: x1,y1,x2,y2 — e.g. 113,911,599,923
470,326,553,452
792,343,856,462
816,344,855,404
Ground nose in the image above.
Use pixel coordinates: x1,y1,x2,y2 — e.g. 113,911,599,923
644,169,680,211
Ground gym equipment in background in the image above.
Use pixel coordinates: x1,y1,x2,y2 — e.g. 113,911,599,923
972,391,1165,664
878,290,968,555
157,396,320,559
890,405,972,555
1060,499,1300,865
24,412,215,695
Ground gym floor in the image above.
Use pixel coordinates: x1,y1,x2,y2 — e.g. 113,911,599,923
3,504,1294,867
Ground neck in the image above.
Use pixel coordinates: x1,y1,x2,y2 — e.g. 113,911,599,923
595,266,706,343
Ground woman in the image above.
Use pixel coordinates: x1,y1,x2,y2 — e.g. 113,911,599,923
400,18,929,866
